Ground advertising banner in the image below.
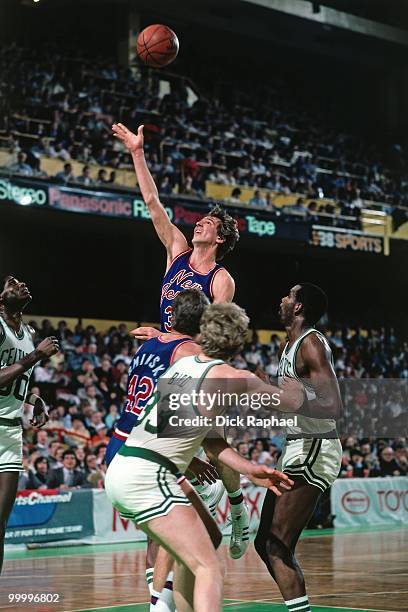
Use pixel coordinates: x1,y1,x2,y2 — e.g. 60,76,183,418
6,489,94,544
310,225,384,254
0,176,309,242
92,486,266,544
331,477,408,528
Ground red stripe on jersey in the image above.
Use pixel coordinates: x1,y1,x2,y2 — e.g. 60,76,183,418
113,429,128,441
170,339,196,364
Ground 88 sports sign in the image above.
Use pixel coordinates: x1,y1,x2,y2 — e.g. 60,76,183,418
311,226,384,254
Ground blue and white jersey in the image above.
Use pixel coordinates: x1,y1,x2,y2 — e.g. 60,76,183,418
105,335,193,465
160,248,224,332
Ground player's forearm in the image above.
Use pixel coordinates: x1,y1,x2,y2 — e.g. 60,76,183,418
302,397,341,419
131,150,159,202
0,350,40,387
207,440,253,477
237,374,299,412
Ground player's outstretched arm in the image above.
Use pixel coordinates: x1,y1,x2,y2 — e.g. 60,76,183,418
0,337,59,388
202,433,294,496
112,123,188,263
205,364,305,412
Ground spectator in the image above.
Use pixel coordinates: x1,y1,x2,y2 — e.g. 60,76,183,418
104,404,119,430
9,152,33,176
236,441,249,457
63,416,91,448
84,454,104,488
378,447,406,476
35,430,51,456
47,441,62,469
97,168,108,185
249,190,266,207
46,449,85,489
55,162,74,184
26,457,50,490
75,165,94,186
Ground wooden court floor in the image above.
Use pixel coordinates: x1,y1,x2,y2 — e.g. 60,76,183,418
1,525,407,612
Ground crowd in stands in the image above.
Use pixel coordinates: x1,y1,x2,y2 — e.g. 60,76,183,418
1,45,407,229
18,318,407,491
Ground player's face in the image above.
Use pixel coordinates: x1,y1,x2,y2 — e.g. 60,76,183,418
192,216,223,247
0,276,32,311
279,285,300,325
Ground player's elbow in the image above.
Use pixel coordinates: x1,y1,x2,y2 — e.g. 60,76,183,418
145,193,160,208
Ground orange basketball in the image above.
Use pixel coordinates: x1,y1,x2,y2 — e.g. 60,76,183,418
137,24,179,68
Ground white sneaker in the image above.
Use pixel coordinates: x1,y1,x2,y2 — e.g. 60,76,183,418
229,504,250,559
197,480,225,517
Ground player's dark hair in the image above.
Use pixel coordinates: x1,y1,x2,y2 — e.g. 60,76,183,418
62,449,77,461
172,289,210,336
208,204,240,260
1,275,13,292
295,283,328,325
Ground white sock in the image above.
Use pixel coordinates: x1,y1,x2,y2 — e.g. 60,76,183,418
160,571,175,611
146,567,154,595
151,597,174,612
285,595,311,612
228,488,244,516
150,588,160,611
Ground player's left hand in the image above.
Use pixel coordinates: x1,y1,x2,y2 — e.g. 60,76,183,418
246,465,294,496
30,397,49,429
130,326,161,341
187,456,219,485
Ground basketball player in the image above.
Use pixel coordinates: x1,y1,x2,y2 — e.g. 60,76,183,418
254,283,343,612
0,276,59,573
105,289,224,612
112,122,249,561
105,302,303,612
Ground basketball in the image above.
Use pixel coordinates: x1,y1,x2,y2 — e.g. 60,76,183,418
137,24,179,68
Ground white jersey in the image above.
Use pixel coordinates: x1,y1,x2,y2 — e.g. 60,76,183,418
0,315,35,419
278,328,337,436
125,354,223,472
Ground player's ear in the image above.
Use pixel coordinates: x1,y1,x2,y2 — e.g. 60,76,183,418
294,301,303,316
215,235,225,244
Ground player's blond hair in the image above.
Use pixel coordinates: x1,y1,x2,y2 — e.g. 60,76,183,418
200,303,249,361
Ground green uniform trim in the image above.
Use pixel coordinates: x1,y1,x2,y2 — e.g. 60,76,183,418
0,416,22,427
118,446,181,476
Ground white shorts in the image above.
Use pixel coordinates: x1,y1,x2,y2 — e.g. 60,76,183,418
278,437,342,492
105,452,191,525
0,423,23,473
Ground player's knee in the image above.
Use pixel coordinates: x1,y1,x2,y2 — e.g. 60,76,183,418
266,531,294,565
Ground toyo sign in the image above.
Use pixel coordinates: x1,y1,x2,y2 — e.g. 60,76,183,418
0,178,47,206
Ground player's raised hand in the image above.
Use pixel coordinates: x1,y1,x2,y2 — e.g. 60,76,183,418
187,456,219,485
30,396,49,429
112,123,144,153
130,326,161,341
36,337,60,359
246,465,294,496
